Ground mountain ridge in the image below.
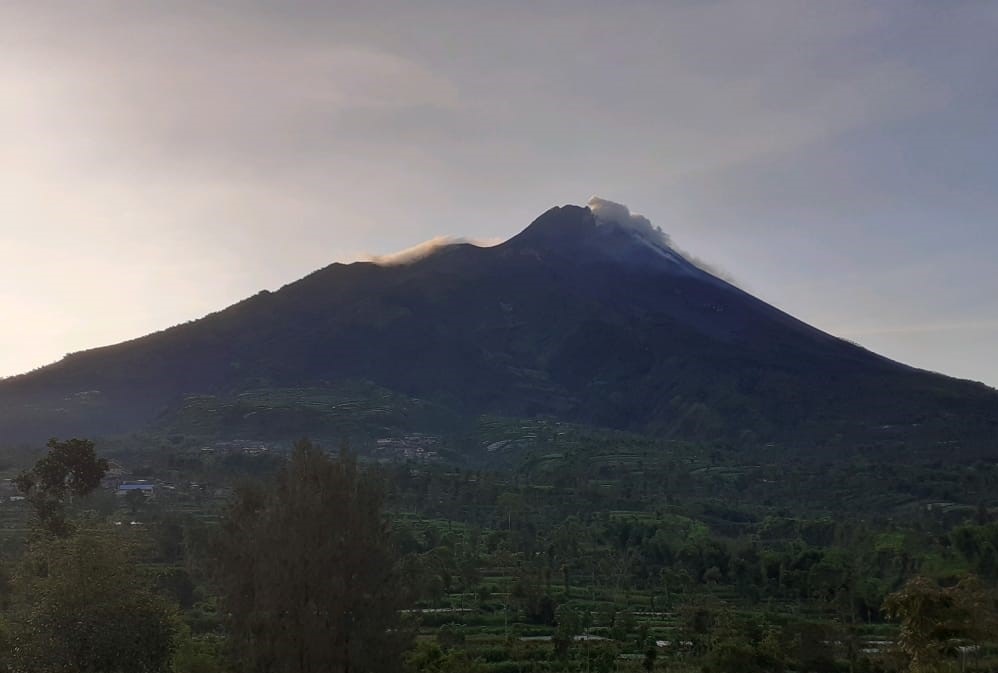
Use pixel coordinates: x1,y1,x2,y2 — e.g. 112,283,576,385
1,202,995,459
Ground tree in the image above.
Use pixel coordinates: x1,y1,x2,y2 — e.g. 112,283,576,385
884,574,998,673
553,604,581,658
14,438,108,537
213,440,413,673
406,642,486,673
9,532,177,673
642,643,657,672
170,626,225,673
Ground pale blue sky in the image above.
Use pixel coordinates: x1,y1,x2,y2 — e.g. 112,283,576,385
1,1,996,386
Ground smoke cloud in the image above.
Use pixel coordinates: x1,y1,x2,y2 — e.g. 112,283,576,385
587,197,673,250
587,197,738,285
370,198,738,283
367,237,458,266
367,236,502,266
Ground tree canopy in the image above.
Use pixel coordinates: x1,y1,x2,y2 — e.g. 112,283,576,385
8,533,177,673
213,439,412,673
14,438,108,537
885,574,998,673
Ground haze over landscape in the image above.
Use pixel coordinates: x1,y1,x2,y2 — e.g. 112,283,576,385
2,1,997,386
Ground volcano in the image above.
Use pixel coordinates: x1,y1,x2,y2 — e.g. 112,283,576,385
2,200,995,459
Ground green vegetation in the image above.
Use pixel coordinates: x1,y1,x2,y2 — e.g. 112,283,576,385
14,438,108,536
1,429,997,672
212,441,413,672
8,533,178,673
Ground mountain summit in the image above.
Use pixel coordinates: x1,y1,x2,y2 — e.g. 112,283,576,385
2,201,996,459
502,200,703,276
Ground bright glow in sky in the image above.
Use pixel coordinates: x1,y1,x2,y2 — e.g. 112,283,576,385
2,1,997,386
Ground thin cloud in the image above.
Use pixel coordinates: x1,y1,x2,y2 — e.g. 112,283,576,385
365,236,503,266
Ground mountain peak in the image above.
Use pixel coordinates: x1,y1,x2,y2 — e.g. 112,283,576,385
511,204,598,247
508,198,698,273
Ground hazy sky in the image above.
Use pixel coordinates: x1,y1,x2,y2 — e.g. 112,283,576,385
2,1,997,386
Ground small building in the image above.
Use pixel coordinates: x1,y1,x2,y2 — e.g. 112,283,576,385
116,481,155,498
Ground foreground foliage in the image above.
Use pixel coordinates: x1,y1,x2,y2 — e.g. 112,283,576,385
213,440,413,673
2,433,998,672
8,534,177,673
885,575,998,673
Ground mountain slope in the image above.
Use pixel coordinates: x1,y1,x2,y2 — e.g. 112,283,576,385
2,203,996,458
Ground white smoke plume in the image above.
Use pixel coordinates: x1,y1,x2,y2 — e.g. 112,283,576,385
587,196,673,250
587,196,738,285
368,198,737,285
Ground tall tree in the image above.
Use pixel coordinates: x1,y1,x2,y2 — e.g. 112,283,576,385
213,440,412,673
9,532,177,673
14,438,108,537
